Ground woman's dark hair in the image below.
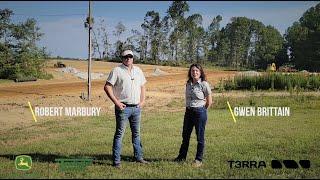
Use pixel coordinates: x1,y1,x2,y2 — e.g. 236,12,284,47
187,63,207,83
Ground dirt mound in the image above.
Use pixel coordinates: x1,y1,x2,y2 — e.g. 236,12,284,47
57,67,107,80
151,67,168,76
236,71,261,77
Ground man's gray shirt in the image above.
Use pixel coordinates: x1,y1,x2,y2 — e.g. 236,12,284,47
107,64,146,105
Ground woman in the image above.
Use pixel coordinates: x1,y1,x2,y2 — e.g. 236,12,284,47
174,63,212,167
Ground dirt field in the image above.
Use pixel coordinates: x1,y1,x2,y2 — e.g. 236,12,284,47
0,59,237,131
2,59,320,132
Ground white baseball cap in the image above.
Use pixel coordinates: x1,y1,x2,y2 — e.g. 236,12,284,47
121,50,133,57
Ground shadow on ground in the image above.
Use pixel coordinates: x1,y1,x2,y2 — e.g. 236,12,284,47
0,153,172,166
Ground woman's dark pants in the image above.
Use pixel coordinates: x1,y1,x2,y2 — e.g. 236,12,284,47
177,106,207,161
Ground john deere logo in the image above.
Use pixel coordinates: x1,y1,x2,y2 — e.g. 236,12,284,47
15,155,32,171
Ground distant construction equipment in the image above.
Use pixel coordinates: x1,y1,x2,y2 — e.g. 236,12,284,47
54,61,66,68
266,63,276,72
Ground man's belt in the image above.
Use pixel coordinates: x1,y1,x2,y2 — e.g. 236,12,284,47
123,103,138,107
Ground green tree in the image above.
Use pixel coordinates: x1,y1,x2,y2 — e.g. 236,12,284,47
0,8,49,80
207,15,222,62
194,26,206,64
285,3,320,71
142,11,162,64
217,17,283,70
166,1,189,63
225,17,251,68
185,14,203,63
141,21,149,62
216,27,231,66
158,16,171,62
254,25,284,69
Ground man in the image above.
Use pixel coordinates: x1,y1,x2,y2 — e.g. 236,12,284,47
104,49,149,168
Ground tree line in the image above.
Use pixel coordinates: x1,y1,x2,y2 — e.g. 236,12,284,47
1,1,319,81
92,1,320,71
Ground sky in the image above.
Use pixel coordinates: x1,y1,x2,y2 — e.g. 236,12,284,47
1,1,319,59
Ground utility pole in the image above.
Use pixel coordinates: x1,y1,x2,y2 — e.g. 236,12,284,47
87,1,92,101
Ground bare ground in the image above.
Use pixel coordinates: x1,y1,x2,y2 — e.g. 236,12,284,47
1,60,318,131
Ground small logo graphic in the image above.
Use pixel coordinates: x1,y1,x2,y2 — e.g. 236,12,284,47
228,160,266,168
15,155,32,171
271,160,310,169
55,158,93,172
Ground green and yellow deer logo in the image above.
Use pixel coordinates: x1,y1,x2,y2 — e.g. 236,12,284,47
15,155,32,171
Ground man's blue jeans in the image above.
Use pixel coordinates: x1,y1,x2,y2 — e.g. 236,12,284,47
113,106,143,165
177,106,207,161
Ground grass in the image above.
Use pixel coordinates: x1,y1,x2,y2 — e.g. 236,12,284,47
0,79,13,84
220,73,320,91
0,95,320,178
